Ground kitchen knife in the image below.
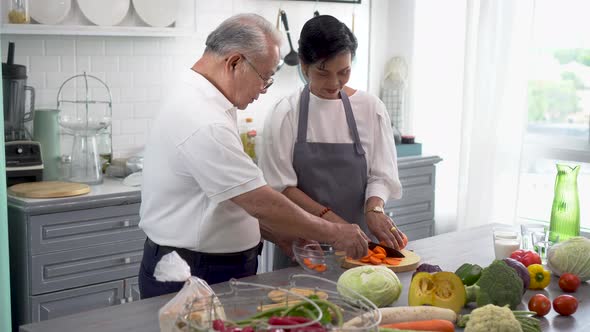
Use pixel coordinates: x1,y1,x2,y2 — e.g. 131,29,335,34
368,241,405,258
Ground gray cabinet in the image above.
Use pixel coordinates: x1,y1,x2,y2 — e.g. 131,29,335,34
386,156,442,240
7,180,144,330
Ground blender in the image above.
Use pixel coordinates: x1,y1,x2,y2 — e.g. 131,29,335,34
2,42,43,186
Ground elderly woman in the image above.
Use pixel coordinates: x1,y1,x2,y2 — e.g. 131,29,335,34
259,15,404,270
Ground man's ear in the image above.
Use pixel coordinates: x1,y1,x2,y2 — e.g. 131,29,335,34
225,54,242,72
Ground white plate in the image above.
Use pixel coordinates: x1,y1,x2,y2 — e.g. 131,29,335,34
77,0,130,26
132,0,177,27
30,0,72,25
123,172,142,187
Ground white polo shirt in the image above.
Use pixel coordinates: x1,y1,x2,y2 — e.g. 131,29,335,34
259,87,402,204
139,69,266,253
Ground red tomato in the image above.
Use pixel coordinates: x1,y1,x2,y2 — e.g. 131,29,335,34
509,249,542,267
558,273,581,293
528,294,551,317
553,295,578,316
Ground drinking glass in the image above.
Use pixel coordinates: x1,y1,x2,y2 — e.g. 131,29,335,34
531,229,559,265
520,224,546,250
493,228,521,259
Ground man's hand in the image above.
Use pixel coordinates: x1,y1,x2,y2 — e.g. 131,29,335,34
366,212,404,249
330,223,369,259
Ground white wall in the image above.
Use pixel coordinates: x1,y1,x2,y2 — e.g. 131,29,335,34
1,0,370,158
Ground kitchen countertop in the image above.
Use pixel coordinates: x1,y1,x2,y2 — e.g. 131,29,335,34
7,177,141,214
18,223,590,332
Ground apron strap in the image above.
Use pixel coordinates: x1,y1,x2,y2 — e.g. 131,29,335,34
297,85,311,143
340,90,366,156
297,84,365,156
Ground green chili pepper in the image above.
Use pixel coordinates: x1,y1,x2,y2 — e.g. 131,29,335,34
455,263,483,286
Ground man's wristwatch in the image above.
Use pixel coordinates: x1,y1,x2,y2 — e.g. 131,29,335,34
365,206,384,214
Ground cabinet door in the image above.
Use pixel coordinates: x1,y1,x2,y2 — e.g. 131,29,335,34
30,280,124,323
124,277,141,303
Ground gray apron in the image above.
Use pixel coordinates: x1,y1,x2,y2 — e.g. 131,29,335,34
273,85,369,270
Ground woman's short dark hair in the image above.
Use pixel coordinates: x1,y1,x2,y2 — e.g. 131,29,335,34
298,15,358,65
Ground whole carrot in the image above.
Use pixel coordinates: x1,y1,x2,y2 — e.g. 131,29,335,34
380,319,455,332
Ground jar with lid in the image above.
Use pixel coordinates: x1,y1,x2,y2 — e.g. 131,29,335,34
8,0,30,24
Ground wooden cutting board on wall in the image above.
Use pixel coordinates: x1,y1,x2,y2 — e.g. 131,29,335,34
8,181,91,198
342,249,421,273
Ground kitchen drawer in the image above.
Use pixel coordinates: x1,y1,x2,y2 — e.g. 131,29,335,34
398,220,435,240
30,280,124,323
385,197,434,226
29,204,143,255
31,239,144,295
398,165,435,190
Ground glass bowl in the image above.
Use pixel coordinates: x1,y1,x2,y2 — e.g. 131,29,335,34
292,239,345,274
176,274,381,332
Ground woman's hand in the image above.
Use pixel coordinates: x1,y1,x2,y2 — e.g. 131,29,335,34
366,212,405,249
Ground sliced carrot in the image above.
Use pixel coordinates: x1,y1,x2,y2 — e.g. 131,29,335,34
372,246,386,255
383,257,402,266
303,258,313,266
366,249,375,256
314,264,327,272
360,256,372,263
372,253,386,260
369,256,382,265
380,319,454,332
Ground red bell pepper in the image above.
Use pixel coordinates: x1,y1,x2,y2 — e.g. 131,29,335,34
509,249,541,267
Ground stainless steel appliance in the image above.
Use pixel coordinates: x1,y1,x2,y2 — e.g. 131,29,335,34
2,42,43,186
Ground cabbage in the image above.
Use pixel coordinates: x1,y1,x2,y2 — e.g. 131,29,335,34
336,266,402,307
547,236,590,281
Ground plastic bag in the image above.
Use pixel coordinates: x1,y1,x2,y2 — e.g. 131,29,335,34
157,252,225,332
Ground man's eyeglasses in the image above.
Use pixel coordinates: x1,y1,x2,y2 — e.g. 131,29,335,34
242,55,274,90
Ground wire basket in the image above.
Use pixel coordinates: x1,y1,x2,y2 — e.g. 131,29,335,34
175,274,381,332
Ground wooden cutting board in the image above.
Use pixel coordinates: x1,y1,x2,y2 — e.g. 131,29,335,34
341,249,421,272
8,181,91,198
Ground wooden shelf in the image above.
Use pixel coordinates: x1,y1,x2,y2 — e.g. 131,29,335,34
0,23,193,37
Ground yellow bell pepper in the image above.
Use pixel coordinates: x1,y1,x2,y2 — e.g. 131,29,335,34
527,264,551,289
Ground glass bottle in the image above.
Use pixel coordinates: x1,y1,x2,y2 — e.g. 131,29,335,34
8,0,29,24
97,128,112,173
240,117,257,162
549,164,580,242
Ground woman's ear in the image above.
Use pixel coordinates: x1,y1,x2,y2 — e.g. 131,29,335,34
300,63,309,77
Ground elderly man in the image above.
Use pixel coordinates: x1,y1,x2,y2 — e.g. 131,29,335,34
138,13,368,299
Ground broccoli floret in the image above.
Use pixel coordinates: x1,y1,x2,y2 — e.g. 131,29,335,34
465,260,523,309
462,304,523,332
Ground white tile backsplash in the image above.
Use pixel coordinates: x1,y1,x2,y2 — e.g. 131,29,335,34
30,55,60,72
105,39,134,56
91,56,119,72
45,39,76,56
75,39,105,56
2,0,370,157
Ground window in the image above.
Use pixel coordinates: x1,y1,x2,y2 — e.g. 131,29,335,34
517,0,590,230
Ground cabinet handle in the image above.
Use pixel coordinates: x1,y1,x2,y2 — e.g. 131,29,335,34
122,220,131,227
123,257,131,264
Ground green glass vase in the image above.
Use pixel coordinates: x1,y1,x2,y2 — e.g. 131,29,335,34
549,164,580,242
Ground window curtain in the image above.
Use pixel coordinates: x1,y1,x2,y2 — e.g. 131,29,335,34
456,0,535,229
